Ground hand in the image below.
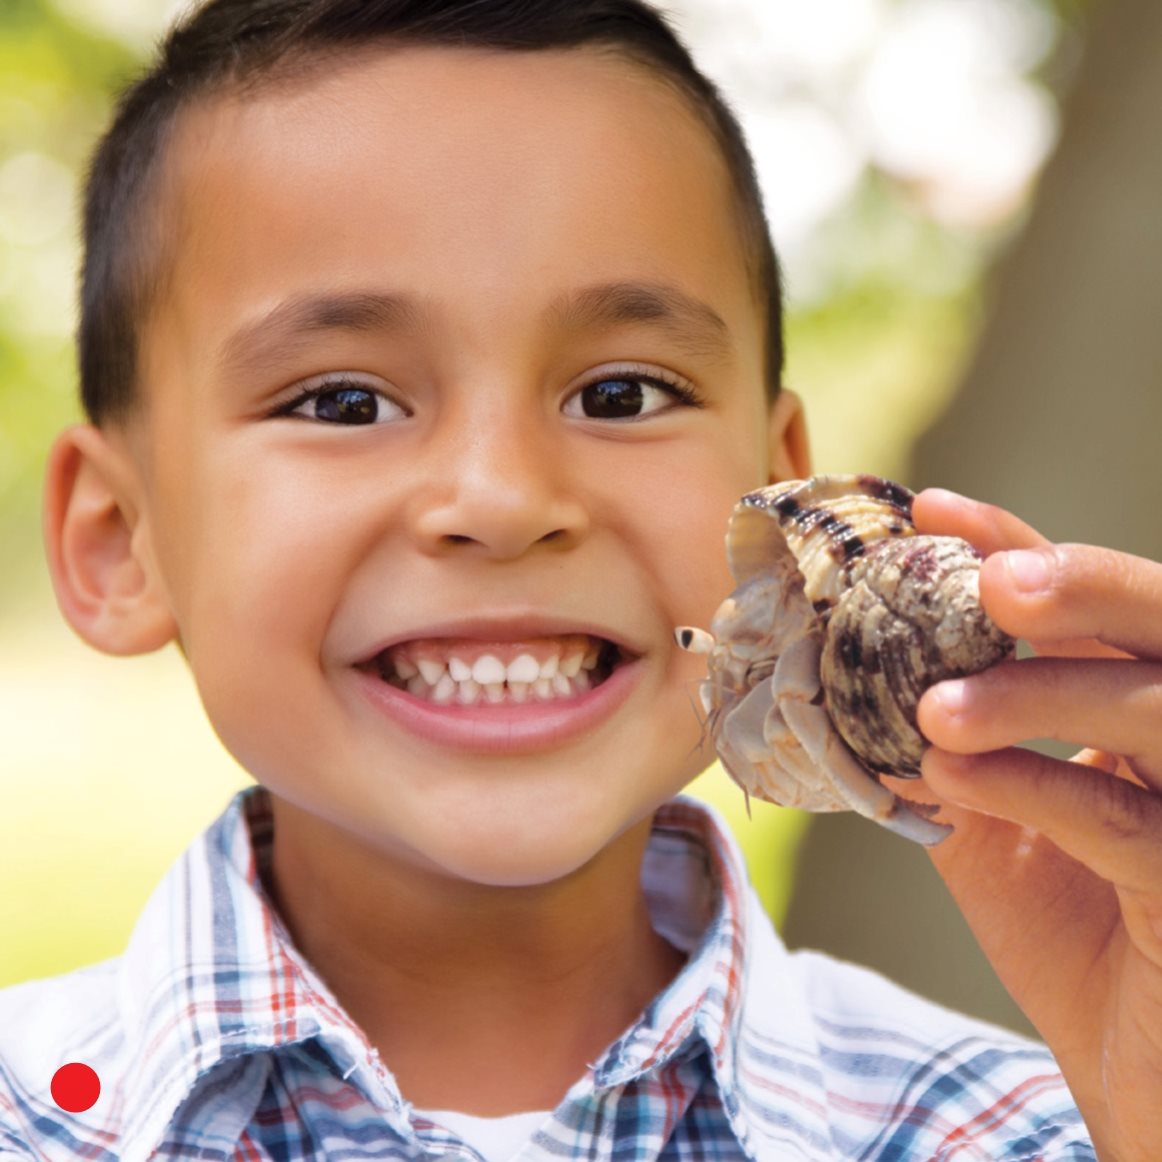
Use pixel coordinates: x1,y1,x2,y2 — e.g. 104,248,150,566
909,488,1162,1162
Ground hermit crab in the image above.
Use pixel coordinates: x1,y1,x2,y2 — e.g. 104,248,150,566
676,475,1014,845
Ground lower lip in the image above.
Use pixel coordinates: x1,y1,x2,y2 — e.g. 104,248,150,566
354,657,643,754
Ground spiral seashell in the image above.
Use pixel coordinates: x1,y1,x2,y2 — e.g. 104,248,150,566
676,474,1015,845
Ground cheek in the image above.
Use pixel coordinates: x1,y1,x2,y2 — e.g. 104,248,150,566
635,447,757,623
158,448,365,716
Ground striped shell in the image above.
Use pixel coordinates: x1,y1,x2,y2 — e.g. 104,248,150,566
678,475,1014,844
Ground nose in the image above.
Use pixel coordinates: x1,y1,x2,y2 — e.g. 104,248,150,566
410,398,590,560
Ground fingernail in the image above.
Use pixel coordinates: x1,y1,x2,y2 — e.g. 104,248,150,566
921,487,971,507
931,678,969,715
1004,549,1052,592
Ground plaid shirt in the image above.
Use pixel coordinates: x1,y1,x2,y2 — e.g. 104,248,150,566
0,786,1094,1161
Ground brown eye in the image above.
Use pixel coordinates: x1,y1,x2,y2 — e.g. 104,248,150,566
580,378,645,418
279,377,406,425
564,371,699,421
313,387,379,424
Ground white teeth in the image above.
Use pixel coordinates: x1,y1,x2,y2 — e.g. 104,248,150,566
506,654,541,684
472,655,507,685
391,639,612,703
559,651,583,678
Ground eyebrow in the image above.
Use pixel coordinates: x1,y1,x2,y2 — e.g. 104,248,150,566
217,279,733,377
218,291,429,378
548,280,733,361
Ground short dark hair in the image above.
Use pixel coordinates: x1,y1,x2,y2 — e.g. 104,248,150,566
79,0,784,425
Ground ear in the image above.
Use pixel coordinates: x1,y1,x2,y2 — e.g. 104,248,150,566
43,424,178,656
766,387,811,483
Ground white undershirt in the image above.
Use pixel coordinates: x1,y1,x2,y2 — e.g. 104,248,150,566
418,1108,551,1162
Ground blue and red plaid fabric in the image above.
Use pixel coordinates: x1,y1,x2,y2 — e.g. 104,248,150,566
0,786,1094,1160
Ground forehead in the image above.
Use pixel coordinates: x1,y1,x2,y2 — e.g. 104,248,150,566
144,45,759,387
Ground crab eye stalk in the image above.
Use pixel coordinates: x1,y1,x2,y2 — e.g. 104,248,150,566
674,626,715,653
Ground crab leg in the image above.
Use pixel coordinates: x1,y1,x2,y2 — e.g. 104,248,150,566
775,636,952,846
718,674,845,812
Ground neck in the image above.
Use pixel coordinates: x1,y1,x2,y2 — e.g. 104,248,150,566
266,801,687,1115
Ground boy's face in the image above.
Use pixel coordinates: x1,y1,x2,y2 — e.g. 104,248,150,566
101,45,801,886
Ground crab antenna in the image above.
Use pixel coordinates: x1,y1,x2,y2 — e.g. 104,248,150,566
674,626,715,654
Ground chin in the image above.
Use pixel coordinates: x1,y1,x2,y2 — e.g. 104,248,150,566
418,795,655,889
442,852,595,889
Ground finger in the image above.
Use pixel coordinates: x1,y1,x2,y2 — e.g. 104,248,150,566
1074,747,1120,776
912,488,1052,555
979,542,1162,664
918,657,1162,789
1071,747,1152,792
921,745,1162,904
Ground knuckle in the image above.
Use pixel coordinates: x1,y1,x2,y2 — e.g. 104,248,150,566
1097,775,1154,844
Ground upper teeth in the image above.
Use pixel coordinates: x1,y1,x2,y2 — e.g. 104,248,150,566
384,639,610,705
472,655,508,685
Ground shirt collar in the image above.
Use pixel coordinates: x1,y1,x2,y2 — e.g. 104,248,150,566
592,797,830,1161
592,796,748,1094
116,785,796,1158
115,785,403,1152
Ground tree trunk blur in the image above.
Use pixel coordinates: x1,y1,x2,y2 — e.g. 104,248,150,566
782,0,1162,1036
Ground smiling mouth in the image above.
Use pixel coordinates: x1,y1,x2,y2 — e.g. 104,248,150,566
366,634,628,706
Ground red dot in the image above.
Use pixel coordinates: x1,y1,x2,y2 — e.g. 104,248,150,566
50,1063,101,1113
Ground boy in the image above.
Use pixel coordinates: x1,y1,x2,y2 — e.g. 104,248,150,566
3,0,1162,1157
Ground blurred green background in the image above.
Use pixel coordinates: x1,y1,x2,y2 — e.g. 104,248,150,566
8,0,1162,1042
